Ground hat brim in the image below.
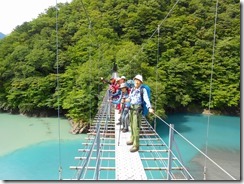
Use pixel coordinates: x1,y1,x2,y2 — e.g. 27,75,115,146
133,77,143,83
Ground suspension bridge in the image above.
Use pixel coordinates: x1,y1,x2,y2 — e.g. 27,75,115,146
52,0,239,180
66,75,237,181
69,84,192,180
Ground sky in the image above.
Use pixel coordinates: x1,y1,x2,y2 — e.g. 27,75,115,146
1,0,243,35
0,0,72,35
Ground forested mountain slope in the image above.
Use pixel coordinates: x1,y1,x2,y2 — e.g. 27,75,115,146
0,0,240,130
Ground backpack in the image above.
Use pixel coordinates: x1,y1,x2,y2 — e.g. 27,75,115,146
140,84,151,116
126,79,135,89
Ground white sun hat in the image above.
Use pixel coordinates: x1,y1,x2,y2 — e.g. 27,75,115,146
133,74,143,83
120,83,128,89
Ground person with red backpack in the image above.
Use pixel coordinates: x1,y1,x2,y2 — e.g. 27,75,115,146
125,74,154,152
110,77,122,110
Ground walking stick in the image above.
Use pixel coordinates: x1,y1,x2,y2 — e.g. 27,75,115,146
118,119,122,146
118,101,125,146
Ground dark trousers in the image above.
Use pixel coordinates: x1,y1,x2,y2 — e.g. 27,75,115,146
121,107,129,130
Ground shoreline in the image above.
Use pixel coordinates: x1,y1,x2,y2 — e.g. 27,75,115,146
0,113,83,156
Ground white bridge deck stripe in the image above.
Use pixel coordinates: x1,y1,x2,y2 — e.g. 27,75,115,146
114,109,147,180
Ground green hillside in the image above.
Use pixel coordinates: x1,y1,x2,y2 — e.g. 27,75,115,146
0,0,240,130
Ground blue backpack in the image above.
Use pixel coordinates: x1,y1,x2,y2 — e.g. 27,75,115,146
126,79,135,88
140,84,151,116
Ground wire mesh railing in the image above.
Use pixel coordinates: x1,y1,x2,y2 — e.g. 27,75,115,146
69,88,238,180
70,90,116,180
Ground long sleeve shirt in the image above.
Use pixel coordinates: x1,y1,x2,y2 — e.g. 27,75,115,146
112,92,130,108
128,86,151,109
111,88,121,97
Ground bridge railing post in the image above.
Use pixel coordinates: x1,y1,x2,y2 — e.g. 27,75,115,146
167,124,174,180
95,119,100,180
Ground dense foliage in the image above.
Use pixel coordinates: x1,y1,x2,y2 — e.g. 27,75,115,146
0,0,240,126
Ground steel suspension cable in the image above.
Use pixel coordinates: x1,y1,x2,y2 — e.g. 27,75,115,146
55,0,62,180
149,0,181,40
139,124,163,179
141,117,193,179
203,0,219,180
152,112,236,180
154,25,160,130
128,0,181,66
88,13,93,143
76,92,111,180
127,1,182,115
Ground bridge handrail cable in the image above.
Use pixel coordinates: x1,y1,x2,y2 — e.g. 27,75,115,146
152,112,236,180
141,116,194,180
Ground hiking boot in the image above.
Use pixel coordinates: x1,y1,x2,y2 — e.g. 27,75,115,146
122,129,128,133
126,140,133,145
116,122,121,125
130,146,139,152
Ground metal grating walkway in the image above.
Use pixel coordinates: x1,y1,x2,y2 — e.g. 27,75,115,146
114,109,147,180
70,89,194,180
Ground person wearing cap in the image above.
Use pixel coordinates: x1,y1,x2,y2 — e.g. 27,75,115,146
120,76,132,90
111,77,122,97
125,74,154,152
111,83,131,132
100,77,118,98
120,76,126,83
110,77,124,112
100,77,115,85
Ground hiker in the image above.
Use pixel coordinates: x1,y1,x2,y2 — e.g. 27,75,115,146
100,77,115,85
100,77,118,98
110,77,122,110
111,83,130,132
125,74,154,152
120,76,135,90
120,76,126,83
111,77,122,98
101,77,119,101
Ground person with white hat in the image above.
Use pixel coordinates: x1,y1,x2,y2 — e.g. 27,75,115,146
120,76,126,82
125,74,154,152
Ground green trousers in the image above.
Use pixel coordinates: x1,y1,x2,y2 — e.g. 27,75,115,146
129,105,142,148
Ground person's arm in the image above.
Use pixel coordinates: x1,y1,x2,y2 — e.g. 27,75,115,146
111,89,121,97
112,93,122,105
125,90,132,102
100,77,111,85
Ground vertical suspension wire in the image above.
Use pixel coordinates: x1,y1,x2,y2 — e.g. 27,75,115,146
79,0,100,180
88,17,92,140
55,0,62,180
80,0,102,103
80,0,93,150
203,0,219,180
154,25,160,130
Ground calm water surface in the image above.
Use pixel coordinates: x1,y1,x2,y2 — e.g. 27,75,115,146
0,112,240,180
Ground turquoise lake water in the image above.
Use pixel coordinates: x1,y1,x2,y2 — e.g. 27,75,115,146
0,113,240,180
156,113,240,163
